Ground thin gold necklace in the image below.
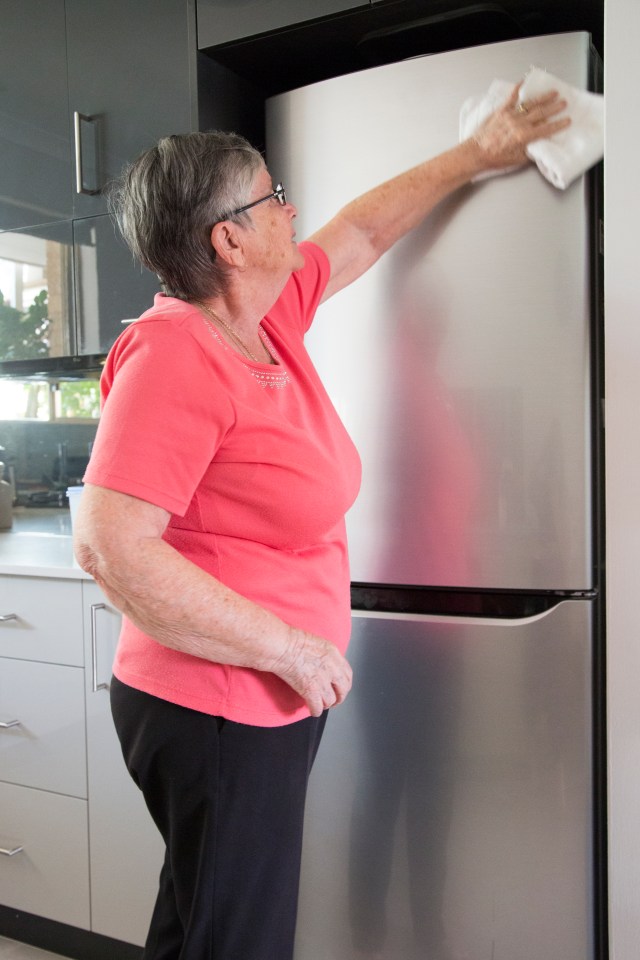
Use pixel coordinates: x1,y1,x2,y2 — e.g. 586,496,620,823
195,301,270,364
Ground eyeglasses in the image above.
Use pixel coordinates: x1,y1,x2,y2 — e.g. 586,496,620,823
230,182,287,217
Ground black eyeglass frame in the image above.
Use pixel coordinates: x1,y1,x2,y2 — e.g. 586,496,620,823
230,183,287,217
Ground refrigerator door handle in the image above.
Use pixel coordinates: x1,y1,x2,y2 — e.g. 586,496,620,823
352,600,583,629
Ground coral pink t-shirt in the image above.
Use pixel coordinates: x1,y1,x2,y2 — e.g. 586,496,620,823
84,243,361,726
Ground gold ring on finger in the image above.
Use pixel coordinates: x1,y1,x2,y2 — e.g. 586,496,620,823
517,101,529,115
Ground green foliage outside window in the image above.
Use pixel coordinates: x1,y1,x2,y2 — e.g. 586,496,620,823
0,288,50,360
0,286,100,420
0,379,100,421
55,381,101,420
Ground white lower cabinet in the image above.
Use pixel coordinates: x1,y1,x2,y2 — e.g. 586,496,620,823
83,580,164,946
0,575,89,929
0,575,83,666
0,573,163,947
0,658,86,797
0,776,90,929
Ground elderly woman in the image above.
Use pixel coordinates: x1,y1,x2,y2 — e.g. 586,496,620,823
74,85,568,960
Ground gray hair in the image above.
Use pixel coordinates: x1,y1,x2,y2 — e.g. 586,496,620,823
109,131,265,301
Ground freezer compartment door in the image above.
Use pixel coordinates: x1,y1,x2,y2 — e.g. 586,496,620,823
267,31,596,591
294,599,594,960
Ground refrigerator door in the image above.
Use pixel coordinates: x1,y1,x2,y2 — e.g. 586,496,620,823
267,32,595,591
294,600,594,960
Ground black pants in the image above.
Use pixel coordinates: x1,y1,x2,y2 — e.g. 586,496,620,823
110,676,327,960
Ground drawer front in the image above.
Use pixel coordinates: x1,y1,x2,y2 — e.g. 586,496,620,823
0,781,90,929
0,576,83,666
0,658,87,797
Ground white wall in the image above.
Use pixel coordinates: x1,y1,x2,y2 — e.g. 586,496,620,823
604,0,640,956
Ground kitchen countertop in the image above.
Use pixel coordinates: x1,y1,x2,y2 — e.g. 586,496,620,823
0,508,89,579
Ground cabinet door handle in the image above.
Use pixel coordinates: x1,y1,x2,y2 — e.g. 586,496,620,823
0,844,24,857
0,614,18,622
74,111,100,196
0,719,21,729
91,602,109,693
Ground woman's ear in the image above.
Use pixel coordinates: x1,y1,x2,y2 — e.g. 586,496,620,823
210,221,246,268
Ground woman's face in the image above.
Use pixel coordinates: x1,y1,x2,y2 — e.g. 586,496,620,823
240,167,304,281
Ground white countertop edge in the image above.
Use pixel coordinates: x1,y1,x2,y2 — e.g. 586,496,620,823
0,559,91,579
0,515,93,579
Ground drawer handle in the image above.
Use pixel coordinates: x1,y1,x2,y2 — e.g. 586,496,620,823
0,844,24,857
91,602,109,692
0,614,18,622
0,719,21,729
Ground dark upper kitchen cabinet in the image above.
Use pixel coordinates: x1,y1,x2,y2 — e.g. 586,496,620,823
1,0,198,231
199,0,603,103
0,217,160,364
0,0,202,366
196,0,368,47
73,216,160,355
65,0,198,219
0,0,73,231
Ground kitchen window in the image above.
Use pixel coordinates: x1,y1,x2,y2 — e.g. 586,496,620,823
0,378,100,422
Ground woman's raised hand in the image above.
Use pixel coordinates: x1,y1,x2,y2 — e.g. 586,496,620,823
470,82,571,171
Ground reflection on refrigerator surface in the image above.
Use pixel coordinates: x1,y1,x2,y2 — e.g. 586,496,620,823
346,263,469,959
295,605,592,960
375,252,479,588
348,624,462,960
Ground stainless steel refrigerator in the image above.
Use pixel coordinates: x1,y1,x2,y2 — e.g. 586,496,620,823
267,31,602,960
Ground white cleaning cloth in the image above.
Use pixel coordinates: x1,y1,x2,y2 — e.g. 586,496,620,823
459,67,604,189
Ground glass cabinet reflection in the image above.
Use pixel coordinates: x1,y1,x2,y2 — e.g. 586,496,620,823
0,222,74,362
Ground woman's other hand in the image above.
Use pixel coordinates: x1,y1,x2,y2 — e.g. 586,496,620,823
470,83,571,171
272,627,353,717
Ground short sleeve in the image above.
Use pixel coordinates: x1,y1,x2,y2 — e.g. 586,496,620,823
84,319,234,515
